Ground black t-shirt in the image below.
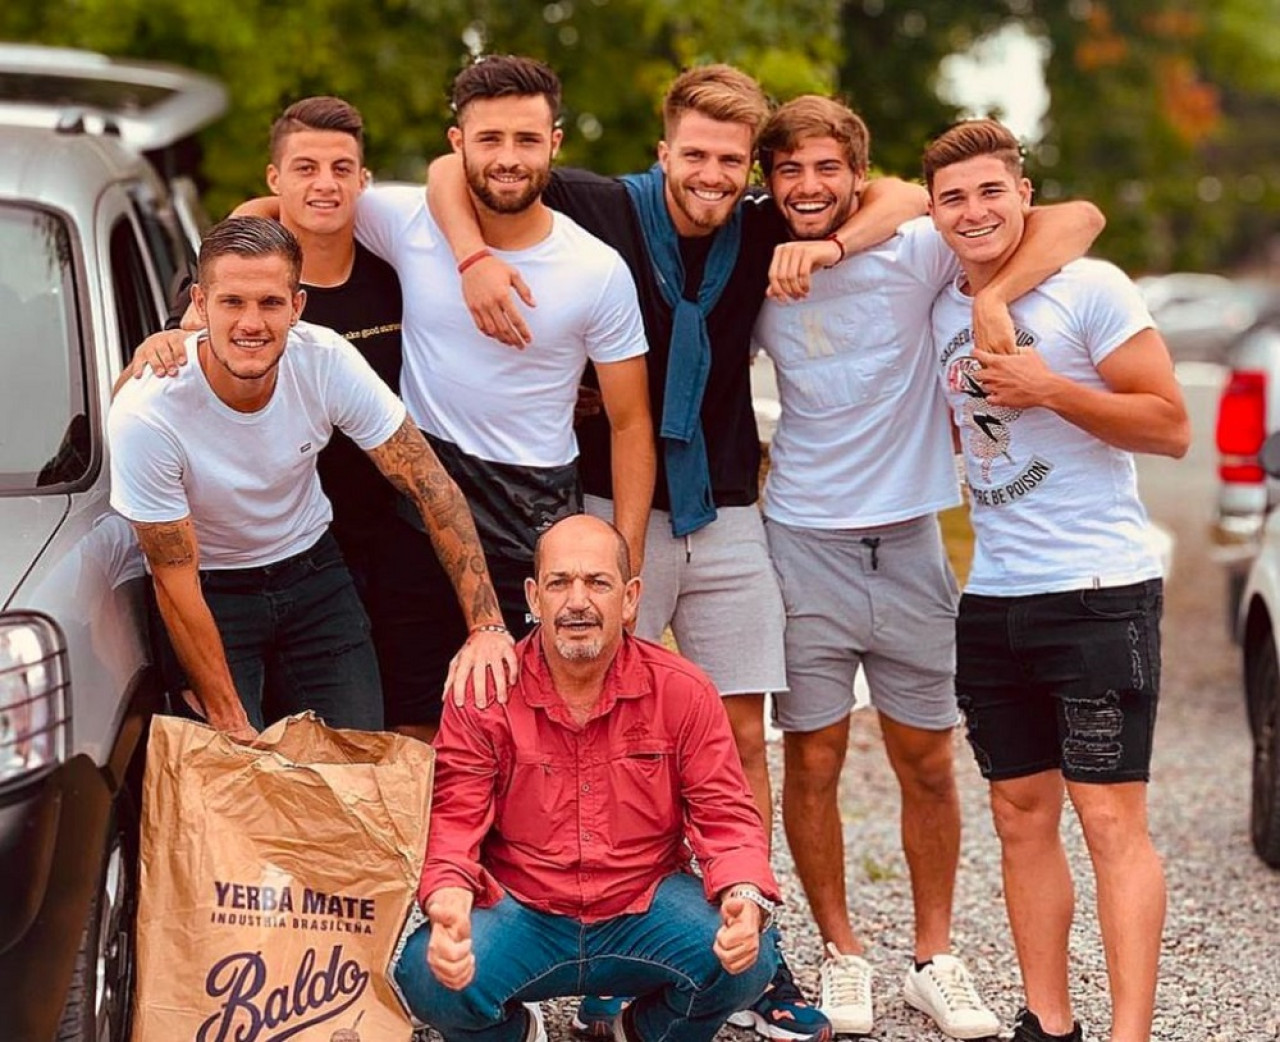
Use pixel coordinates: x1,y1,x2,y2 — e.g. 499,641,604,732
302,243,404,547
543,168,788,511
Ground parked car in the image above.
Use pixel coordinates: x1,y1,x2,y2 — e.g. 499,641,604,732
1237,430,1280,867
1137,271,1262,362
1212,306,1280,632
0,44,224,1041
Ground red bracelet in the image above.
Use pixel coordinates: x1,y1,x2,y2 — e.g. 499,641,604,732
457,248,492,275
824,232,846,264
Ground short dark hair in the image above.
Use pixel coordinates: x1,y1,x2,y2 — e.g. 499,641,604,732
451,55,561,123
269,96,364,165
922,118,1023,193
532,518,632,582
197,216,303,291
758,95,870,177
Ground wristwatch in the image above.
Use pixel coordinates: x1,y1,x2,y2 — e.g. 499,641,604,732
727,885,776,933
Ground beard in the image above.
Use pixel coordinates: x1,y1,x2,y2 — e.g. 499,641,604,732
666,177,741,232
464,153,551,215
552,607,606,662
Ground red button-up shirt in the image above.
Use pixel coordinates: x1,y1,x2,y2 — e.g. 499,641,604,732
419,632,779,921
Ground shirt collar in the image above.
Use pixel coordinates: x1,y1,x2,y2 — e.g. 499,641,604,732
519,629,653,722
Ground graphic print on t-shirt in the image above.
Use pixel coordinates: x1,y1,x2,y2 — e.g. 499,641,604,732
944,324,1057,506
946,354,1021,483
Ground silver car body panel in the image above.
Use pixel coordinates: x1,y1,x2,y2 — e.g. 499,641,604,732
0,43,227,152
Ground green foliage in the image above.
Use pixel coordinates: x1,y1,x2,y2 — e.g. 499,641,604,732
836,0,1010,178
0,0,840,217
3,0,1278,270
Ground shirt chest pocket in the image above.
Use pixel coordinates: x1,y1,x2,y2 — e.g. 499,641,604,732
773,293,905,411
499,751,577,857
606,738,679,845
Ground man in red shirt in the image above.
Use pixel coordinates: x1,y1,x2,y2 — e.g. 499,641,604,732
395,514,779,1042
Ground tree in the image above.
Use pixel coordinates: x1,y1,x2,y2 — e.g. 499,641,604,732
0,0,842,216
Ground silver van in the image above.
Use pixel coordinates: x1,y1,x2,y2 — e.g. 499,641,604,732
0,44,224,1042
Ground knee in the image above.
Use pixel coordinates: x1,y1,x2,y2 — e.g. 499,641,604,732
890,732,962,803
731,724,768,777
783,733,845,793
701,937,778,1015
990,787,1061,847
393,927,496,1032
1076,801,1153,864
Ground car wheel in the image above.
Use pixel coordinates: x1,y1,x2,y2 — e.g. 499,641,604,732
55,804,135,1042
1248,631,1280,867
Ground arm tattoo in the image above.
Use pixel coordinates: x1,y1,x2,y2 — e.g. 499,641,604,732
134,518,199,570
367,418,502,625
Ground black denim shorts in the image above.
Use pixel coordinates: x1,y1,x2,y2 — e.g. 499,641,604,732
955,579,1163,783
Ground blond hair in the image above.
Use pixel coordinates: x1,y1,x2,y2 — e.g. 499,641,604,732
662,64,770,141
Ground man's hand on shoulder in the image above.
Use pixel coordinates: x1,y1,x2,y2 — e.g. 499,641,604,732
461,255,537,349
426,887,476,990
132,328,192,379
714,889,763,975
445,627,519,709
767,238,843,303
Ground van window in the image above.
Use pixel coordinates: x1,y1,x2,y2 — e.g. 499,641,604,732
0,205,89,491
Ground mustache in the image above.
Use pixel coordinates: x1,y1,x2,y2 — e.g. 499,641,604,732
554,608,602,627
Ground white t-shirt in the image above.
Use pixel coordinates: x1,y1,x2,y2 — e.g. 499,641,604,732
933,258,1162,596
355,185,647,467
108,322,406,569
754,217,962,528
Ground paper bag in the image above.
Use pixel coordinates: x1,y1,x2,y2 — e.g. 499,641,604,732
132,713,434,1042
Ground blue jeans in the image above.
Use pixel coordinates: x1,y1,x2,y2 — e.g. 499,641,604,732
395,874,777,1042
197,530,383,731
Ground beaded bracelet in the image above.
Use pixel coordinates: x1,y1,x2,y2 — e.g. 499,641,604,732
457,248,493,275
470,623,510,636
824,232,846,264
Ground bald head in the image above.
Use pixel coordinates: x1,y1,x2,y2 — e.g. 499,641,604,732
533,515,632,583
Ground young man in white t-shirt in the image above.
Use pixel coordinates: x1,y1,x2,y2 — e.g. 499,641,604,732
926,119,1190,1042
753,96,1104,1040
109,217,514,739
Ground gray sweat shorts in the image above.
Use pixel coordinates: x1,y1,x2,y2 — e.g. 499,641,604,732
585,495,787,696
766,514,960,733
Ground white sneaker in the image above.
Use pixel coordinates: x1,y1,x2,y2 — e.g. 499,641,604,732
818,942,874,1035
522,1002,548,1042
903,954,1000,1039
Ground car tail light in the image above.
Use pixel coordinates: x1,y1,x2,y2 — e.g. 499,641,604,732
0,613,69,784
1217,370,1267,483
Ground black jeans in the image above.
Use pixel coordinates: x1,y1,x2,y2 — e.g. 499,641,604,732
195,530,383,731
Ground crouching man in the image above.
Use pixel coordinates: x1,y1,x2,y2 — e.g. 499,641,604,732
396,514,779,1042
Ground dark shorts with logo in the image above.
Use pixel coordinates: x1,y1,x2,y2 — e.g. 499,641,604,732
955,579,1163,784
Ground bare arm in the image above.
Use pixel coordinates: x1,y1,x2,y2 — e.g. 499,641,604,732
232,196,280,219
426,153,536,348
972,327,1190,458
594,356,655,574
132,518,256,737
974,201,1107,355
365,417,518,703
768,177,930,301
